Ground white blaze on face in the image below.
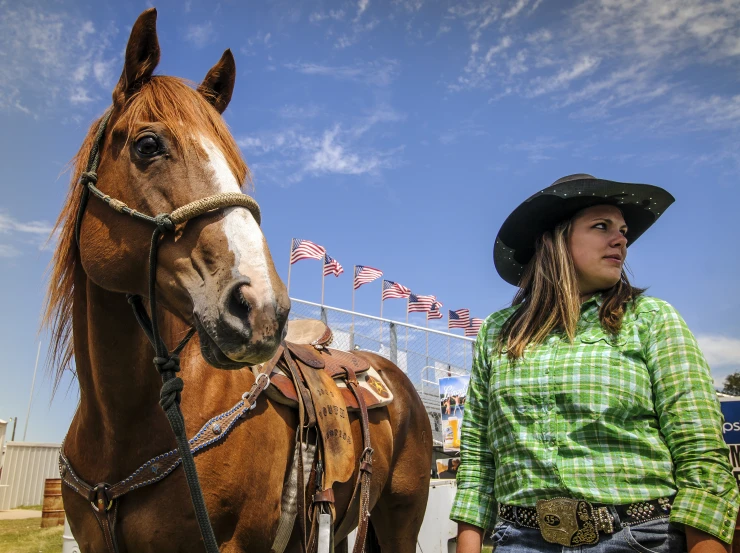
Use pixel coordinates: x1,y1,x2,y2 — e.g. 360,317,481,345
200,137,274,293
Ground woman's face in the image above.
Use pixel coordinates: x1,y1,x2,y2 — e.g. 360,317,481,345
568,204,628,295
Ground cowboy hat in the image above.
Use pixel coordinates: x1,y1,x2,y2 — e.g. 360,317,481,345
494,174,675,287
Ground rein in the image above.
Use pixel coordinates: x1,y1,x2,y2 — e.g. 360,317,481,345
70,107,263,553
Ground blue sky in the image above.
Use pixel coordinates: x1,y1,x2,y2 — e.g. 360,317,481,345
2,0,740,443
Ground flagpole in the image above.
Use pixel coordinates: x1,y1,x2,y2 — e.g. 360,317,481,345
379,282,384,346
425,314,430,370
405,296,409,352
351,266,356,350
287,239,293,296
321,257,326,306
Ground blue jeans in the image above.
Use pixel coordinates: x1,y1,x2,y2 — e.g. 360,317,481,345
491,507,687,552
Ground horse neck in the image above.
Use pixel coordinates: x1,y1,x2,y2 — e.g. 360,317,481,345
71,264,188,449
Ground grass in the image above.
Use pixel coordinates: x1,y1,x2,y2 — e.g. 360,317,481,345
0,518,63,553
19,504,44,511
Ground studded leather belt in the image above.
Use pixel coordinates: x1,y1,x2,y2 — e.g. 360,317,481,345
498,496,673,547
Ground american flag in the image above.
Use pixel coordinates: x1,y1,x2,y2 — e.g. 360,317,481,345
382,280,411,301
465,318,484,337
323,254,344,277
290,238,325,264
448,309,471,329
407,293,436,313
427,300,443,320
353,265,383,290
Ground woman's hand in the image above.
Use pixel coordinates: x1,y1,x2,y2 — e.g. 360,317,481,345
686,526,731,553
457,522,484,553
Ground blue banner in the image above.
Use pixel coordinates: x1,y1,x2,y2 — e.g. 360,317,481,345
720,398,740,487
721,399,740,445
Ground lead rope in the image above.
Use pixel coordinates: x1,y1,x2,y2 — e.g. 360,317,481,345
73,107,261,553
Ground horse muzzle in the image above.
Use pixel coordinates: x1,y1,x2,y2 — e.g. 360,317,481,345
193,279,289,368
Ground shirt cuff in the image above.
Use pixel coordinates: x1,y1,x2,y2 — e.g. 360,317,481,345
669,487,739,545
449,487,497,531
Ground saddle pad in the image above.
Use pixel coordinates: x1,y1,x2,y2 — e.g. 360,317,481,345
256,364,393,412
284,319,333,346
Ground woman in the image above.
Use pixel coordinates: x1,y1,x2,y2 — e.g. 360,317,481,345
451,174,738,553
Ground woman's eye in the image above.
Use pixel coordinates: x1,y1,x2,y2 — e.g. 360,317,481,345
620,229,628,236
135,136,161,157
593,222,606,229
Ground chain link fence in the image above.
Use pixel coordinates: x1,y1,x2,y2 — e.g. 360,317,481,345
289,299,475,444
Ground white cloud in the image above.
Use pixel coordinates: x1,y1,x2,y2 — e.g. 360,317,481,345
284,59,400,86
444,0,740,140
335,17,381,49
0,212,54,236
526,28,552,44
241,30,274,56
0,211,54,256
500,137,571,162
237,106,404,185
70,88,95,104
356,0,370,21
309,10,346,23
0,244,21,258
0,4,119,116
305,126,382,175
503,0,529,20
393,0,424,13
278,104,322,119
438,120,488,145
185,22,213,49
449,35,513,91
697,335,740,368
527,56,601,97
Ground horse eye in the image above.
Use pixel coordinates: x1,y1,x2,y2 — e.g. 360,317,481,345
135,135,161,157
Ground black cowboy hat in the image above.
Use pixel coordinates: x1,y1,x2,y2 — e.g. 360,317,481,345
494,174,675,287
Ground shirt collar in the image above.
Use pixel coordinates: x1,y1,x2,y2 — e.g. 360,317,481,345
580,293,603,323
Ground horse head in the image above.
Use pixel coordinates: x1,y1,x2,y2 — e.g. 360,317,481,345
72,8,289,368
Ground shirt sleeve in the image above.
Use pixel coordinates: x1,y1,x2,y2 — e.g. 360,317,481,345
450,319,498,530
644,302,740,544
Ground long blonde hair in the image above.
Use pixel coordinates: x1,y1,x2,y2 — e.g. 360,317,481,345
497,219,643,359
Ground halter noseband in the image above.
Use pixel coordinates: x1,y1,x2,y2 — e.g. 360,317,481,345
73,107,261,553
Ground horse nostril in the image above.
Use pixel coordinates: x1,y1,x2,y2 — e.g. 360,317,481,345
231,284,252,320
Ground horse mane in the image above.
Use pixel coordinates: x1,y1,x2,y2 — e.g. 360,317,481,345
43,76,251,391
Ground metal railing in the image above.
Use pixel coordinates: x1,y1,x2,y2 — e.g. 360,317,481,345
289,299,475,444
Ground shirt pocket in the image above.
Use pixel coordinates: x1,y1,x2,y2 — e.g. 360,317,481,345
572,328,653,420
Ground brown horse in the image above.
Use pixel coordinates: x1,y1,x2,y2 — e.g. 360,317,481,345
44,8,431,553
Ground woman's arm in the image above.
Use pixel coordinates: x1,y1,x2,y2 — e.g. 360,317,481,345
644,301,740,546
686,526,731,553
449,318,498,533
456,522,485,553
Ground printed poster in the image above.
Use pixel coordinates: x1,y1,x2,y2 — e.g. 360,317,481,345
439,375,470,453
720,397,740,487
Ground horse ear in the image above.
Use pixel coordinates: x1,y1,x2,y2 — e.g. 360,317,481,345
198,49,236,114
112,8,161,105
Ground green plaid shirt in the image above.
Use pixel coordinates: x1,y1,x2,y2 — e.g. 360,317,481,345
450,294,739,544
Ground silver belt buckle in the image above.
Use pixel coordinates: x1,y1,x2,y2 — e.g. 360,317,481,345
535,498,600,547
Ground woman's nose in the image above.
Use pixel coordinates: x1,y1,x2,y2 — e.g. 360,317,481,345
610,231,628,247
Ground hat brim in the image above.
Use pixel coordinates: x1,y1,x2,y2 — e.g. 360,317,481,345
494,178,675,287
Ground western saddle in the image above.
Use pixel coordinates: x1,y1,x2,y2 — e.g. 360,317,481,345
253,318,394,553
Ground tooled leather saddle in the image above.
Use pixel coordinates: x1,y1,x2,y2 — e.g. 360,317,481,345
253,319,394,553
